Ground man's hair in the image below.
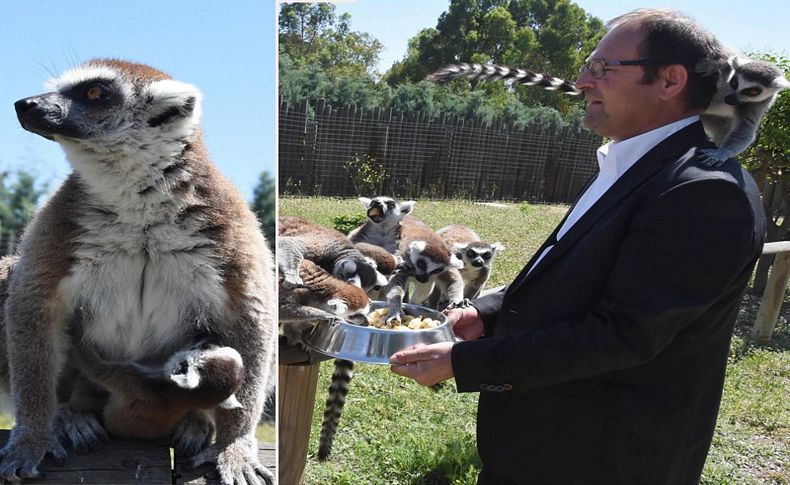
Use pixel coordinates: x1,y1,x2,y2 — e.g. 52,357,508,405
607,9,725,111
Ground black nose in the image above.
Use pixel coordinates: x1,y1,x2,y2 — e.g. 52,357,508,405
15,97,39,117
416,274,430,283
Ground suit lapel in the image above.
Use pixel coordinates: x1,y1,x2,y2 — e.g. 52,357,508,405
507,122,708,296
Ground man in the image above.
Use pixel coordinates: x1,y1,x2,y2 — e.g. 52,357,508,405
390,9,766,485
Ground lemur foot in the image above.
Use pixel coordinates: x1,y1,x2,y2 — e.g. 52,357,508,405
53,405,108,453
173,410,215,458
281,273,304,290
698,148,728,167
0,429,49,481
192,437,274,485
445,298,474,310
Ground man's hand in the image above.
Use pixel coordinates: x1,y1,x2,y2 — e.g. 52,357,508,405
444,306,485,341
389,342,454,387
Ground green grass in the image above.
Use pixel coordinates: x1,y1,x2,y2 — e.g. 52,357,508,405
281,196,790,485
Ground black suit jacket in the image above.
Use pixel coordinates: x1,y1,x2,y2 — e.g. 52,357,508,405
452,122,766,485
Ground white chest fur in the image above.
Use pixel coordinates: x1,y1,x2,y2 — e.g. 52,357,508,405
59,210,226,360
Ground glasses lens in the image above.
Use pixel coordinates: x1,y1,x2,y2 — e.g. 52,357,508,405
590,60,605,78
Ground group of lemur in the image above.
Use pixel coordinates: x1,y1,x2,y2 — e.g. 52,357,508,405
277,196,504,460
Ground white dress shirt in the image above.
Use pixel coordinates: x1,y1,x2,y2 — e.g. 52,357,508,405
527,116,699,275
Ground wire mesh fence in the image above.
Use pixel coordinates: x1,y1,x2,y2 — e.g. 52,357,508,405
279,98,602,202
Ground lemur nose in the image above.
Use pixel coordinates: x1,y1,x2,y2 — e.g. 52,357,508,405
14,97,39,116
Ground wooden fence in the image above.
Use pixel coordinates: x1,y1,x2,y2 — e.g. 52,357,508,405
279,98,602,202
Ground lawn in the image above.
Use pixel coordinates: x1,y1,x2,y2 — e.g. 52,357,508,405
280,196,790,485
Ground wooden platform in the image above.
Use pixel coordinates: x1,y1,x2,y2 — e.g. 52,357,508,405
0,430,274,484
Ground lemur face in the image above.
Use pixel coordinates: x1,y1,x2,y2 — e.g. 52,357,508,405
724,57,790,106
15,59,201,149
409,241,447,283
455,241,504,269
359,196,415,225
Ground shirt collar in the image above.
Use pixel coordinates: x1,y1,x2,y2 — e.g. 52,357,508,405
596,116,699,178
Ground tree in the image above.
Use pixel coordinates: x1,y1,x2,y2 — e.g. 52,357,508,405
251,171,275,248
0,170,47,255
278,4,383,78
384,0,605,113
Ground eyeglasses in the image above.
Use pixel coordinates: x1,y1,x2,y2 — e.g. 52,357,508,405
579,59,668,79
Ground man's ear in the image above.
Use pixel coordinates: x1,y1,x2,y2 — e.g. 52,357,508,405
659,64,689,101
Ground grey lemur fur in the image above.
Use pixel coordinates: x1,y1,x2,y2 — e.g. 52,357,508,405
3,59,275,485
349,197,463,323
428,59,789,166
278,215,385,291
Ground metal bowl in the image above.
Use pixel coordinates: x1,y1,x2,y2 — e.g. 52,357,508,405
301,301,455,365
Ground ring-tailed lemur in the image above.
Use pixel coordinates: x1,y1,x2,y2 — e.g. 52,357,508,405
697,55,789,165
278,216,386,291
349,197,464,323
276,256,369,463
4,59,275,485
437,224,504,300
278,258,371,346
353,241,402,300
428,59,789,166
70,338,244,442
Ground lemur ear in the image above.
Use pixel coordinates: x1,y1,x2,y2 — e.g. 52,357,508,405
400,201,416,215
491,242,505,252
450,253,464,268
358,197,372,208
452,242,467,251
145,79,203,129
410,240,427,253
218,394,243,410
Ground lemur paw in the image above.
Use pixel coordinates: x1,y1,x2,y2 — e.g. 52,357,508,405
698,148,728,167
173,410,215,458
445,298,473,310
192,437,273,485
53,405,108,453
0,429,49,481
281,273,304,290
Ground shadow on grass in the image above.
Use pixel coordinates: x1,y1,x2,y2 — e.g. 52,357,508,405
410,437,482,485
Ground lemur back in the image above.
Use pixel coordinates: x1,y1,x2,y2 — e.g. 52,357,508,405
279,216,383,290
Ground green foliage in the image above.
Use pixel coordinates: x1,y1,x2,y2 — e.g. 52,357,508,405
281,197,789,484
278,4,383,78
251,171,276,247
344,153,389,197
384,0,605,114
0,171,47,252
331,213,367,235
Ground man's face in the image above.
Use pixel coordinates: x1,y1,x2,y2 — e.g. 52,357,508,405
576,25,665,141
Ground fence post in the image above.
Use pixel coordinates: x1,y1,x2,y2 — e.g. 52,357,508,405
752,246,790,343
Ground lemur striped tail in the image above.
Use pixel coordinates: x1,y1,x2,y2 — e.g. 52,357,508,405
427,63,582,95
317,359,354,461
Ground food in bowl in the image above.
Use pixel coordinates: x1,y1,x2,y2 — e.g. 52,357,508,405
367,307,442,330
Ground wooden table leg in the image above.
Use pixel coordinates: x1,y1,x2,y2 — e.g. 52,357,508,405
278,363,321,485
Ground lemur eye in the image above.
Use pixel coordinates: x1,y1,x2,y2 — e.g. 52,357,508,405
466,249,476,258
729,78,738,90
743,87,762,97
482,252,492,259
86,85,104,101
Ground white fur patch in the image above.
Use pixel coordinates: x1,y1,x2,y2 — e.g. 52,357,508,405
410,240,427,252
46,64,120,92
449,253,464,268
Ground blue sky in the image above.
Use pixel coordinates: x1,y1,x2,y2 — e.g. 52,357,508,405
0,0,276,202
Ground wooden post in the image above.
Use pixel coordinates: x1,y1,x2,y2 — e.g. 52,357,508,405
278,362,321,485
752,247,790,343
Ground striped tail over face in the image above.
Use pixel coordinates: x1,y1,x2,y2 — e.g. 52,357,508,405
317,358,354,461
427,63,582,95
